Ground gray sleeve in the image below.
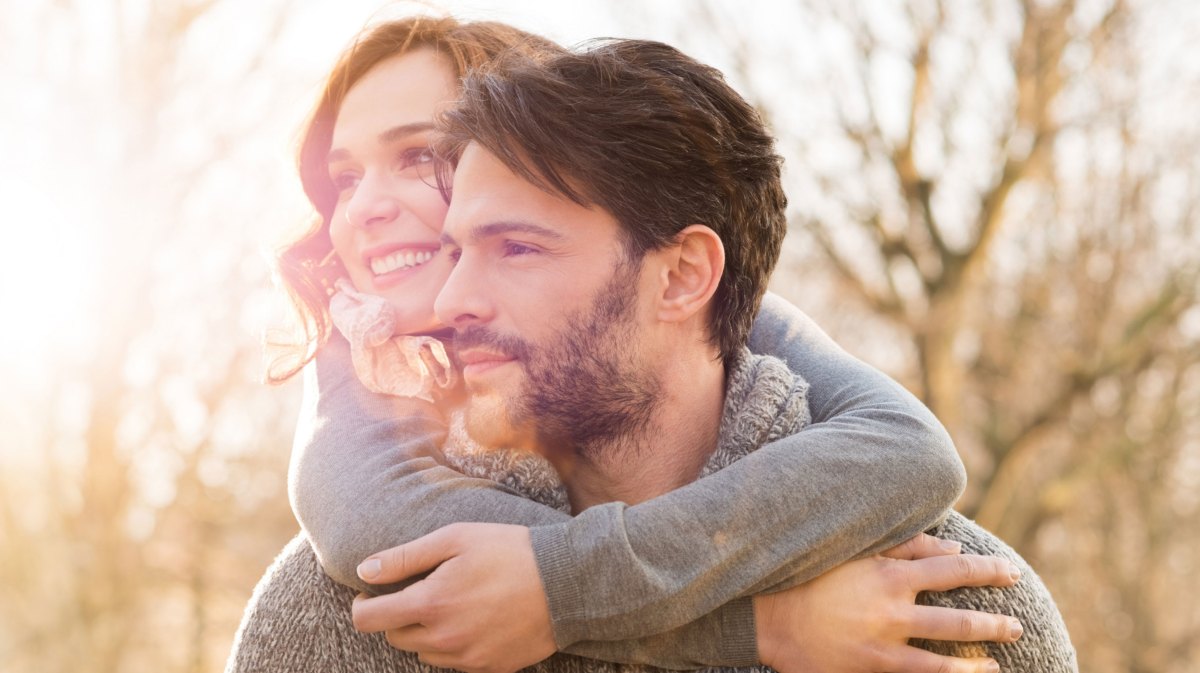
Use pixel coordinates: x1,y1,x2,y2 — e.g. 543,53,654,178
290,295,965,666
288,333,572,594
529,292,965,654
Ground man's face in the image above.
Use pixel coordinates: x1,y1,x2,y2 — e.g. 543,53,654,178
435,144,662,459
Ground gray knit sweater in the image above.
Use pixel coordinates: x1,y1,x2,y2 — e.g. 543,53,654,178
226,351,1076,673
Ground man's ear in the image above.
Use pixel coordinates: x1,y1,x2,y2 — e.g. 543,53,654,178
656,224,724,324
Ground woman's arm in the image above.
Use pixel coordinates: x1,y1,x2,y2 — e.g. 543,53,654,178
528,293,965,654
288,333,572,592
290,293,965,664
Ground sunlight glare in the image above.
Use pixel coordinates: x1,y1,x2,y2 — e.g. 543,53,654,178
0,173,98,377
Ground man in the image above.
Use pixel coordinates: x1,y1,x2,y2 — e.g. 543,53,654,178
228,39,1073,673
351,38,1072,672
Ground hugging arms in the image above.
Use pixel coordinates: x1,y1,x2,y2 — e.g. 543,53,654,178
290,294,1028,670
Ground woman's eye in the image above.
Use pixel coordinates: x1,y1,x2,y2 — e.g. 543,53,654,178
397,147,434,171
446,247,462,263
331,171,360,194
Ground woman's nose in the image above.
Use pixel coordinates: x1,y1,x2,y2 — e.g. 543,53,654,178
344,174,400,228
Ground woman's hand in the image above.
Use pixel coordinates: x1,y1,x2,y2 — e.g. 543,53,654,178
755,534,1023,673
350,523,556,673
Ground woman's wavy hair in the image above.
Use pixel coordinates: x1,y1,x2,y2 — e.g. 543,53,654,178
268,16,557,383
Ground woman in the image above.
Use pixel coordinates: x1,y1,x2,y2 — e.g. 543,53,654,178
227,14,1073,673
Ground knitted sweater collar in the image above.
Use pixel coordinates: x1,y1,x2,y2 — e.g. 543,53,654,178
703,348,811,479
444,348,810,510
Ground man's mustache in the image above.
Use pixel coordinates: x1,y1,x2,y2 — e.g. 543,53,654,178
452,326,533,362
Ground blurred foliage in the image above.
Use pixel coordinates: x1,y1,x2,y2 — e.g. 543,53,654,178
0,1,1197,672
644,1,1200,671
0,2,311,672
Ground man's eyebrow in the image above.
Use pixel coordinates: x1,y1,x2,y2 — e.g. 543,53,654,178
326,122,436,163
440,221,565,246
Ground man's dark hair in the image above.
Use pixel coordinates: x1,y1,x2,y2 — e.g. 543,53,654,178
435,38,787,363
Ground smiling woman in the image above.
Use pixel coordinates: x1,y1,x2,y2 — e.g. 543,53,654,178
325,48,456,336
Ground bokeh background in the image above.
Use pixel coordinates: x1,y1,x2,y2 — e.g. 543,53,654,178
1,1,1197,671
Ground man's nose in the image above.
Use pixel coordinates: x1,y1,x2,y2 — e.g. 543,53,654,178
434,253,492,327
344,173,400,228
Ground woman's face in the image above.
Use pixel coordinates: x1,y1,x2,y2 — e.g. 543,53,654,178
327,49,457,334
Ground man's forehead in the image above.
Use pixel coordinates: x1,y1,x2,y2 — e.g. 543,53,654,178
451,144,524,200
443,143,593,241
443,145,521,240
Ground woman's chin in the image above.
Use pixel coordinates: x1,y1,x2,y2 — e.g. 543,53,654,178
389,308,445,337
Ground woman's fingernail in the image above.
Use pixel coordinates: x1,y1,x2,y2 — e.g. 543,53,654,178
1009,619,1024,641
986,661,1000,673
939,539,962,553
357,558,381,580
1009,563,1022,582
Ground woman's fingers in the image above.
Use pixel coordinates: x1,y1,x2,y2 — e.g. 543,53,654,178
887,647,1002,673
881,533,962,560
904,604,1024,643
903,553,1021,593
352,585,431,633
356,525,462,584
383,624,442,653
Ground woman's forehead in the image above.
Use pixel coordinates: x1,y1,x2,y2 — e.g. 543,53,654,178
331,50,457,148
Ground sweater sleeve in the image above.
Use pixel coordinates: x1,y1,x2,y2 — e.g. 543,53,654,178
531,292,966,659
288,333,573,594
289,294,965,666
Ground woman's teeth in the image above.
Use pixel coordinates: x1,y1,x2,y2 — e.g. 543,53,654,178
370,249,434,276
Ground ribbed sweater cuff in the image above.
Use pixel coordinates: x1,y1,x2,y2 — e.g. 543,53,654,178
718,596,760,666
529,522,584,648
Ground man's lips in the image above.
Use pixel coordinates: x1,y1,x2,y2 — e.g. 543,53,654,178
456,349,516,378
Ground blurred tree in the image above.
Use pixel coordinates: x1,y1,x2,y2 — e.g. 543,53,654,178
2,1,1196,672
0,1,304,672
653,1,1200,671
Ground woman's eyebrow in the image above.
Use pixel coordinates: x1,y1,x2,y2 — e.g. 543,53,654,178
378,122,435,144
327,122,436,163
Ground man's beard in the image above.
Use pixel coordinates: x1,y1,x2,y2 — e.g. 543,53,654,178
453,259,662,464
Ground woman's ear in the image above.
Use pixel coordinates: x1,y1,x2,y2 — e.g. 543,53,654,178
656,224,724,324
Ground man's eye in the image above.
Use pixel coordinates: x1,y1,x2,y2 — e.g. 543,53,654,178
503,242,538,257
446,247,462,263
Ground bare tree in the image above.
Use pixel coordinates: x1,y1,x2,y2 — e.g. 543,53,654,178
653,1,1200,671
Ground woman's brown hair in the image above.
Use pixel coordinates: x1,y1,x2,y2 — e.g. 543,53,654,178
268,16,556,383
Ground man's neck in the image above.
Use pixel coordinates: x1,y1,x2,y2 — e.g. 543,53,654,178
559,348,727,512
